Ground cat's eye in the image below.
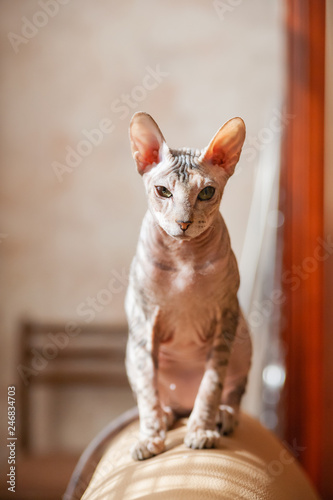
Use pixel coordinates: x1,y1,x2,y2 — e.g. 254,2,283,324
198,186,215,201
155,186,172,198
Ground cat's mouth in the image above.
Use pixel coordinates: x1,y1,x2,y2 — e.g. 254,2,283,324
173,233,192,241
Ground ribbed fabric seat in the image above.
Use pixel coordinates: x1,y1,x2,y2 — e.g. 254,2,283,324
75,412,319,500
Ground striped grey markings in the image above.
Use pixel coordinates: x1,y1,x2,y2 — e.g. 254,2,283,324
152,259,177,272
211,307,239,369
222,306,239,335
127,309,165,450
168,148,201,183
225,377,248,407
207,337,230,367
213,343,231,353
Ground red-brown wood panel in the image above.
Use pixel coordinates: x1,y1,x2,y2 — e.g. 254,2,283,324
280,0,325,491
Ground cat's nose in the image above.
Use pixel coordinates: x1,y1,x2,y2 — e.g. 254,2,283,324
176,220,193,232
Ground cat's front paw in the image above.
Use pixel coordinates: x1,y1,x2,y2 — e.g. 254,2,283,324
184,429,220,450
131,436,165,460
217,405,238,435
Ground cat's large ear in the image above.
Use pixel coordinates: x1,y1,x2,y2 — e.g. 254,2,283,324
129,112,168,175
200,117,246,177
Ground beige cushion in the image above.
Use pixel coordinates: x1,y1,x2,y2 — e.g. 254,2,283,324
82,413,320,500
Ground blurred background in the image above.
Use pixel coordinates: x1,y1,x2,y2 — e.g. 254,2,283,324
0,1,331,499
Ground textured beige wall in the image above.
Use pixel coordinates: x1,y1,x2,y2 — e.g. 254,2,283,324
0,0,283,452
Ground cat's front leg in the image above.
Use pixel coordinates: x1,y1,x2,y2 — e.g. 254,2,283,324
126,312,166,460
185,302,239,449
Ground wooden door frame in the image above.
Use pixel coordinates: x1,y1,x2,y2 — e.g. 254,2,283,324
280,0,326,492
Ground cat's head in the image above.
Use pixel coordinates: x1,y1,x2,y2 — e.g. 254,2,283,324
129,112,245,240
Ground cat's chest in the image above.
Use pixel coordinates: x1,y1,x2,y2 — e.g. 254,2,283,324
157,265,221,352
151,257,229,316
168,262,199,293
132,214,239,324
